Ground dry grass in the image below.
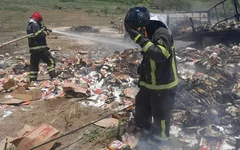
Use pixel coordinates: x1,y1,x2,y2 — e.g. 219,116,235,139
0,8,123,54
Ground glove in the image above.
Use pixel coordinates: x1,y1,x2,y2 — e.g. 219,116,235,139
47,28,52,32
45,30,50,35
127,28,141,41
42,25,47,30
125,24,143,42
42,25,52,32
125,24,149,48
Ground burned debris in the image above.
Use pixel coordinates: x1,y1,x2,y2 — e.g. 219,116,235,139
0,43,239,149
70,25,100,33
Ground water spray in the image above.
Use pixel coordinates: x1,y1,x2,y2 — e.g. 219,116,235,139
0,28,138,50
52,29,138,49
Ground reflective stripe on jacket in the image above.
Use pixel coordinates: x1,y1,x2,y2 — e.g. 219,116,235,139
26,19,49,51
138,27,178,92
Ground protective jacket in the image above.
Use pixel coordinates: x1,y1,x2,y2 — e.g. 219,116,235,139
26,18,49,52
137,26,178,92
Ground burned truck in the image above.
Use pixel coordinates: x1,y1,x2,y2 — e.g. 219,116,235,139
175,0,240,48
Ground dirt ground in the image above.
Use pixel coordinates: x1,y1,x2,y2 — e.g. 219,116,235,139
0,96,118,149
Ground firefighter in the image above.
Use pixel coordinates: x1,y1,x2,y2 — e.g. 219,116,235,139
27,12,56,81
124,7,179,144
119,17,123,34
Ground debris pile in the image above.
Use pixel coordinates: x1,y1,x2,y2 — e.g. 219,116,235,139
0,44,239,149
203,21,240,32
70,25,100,33
0,49,141,109
170,19,206,37
172,44,240,149
95,44,239,150
174,21,240,37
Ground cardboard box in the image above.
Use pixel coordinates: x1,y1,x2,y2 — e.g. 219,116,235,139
25,89,42,101
12,123,60,150
11,89,42,101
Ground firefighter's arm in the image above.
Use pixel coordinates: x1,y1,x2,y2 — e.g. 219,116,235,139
41,23,52,33
137,38,171,63
127,28,171,63
32,23,49,37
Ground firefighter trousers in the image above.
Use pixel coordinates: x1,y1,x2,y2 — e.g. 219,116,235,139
135,87,175,141
29,50,56,81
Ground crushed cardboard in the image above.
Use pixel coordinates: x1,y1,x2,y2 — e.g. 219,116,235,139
0,98,24,105
0,136,15,150
17,124,35,137
3,79,16,90
11,88,42,101
94,118,119,128
11,94,32,101
25,89,42,101
11,123,60,150
124,88,138,99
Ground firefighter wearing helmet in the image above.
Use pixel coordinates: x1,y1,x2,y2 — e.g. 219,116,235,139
27,12,56,81
124,7,178,146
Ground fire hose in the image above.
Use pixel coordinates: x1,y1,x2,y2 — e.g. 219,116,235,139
0,34,33,48
0,29,52,48
30,104,135,150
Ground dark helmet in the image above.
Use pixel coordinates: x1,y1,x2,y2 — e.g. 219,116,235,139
124,7,150,30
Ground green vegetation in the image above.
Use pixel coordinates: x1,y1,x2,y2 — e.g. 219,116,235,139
0,0,237,21
0,0,234,13
59,0,77,2
101,7,109,16
86,127,119,145
85,9,94,16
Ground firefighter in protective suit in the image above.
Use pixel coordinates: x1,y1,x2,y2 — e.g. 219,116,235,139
27,12,56,81
124,7,179,144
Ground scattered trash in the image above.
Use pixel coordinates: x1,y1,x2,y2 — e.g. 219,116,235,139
0,105,9,112
173,43,240,149
173,21,240,37
107,140,131,150
124,88,138,99
0,110,13,121
121,133,139,149
2,79,16,90
11,123,60,150
48,36,58,39
62,81,88,97
0,43,239,149
170,19,205,37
